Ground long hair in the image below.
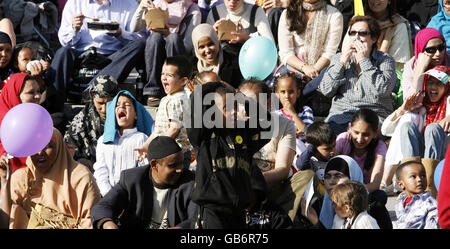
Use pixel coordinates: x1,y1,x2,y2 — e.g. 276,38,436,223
363,0,398,23
349,108,380,171
286,0,308,35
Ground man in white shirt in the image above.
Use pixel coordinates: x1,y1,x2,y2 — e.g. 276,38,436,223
49,0,146,112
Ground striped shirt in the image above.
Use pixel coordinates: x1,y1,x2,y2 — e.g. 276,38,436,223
275,106,314,127
319,51,397,125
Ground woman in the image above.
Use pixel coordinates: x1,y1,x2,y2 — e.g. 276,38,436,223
365,0,412,71
319,15,397,136
381,65,450,198
8,128,101,229
278,0,343,80
64,75,120,172
0,31,14,83
402,27,450,102
130,0,201,107
191,23,243,88
427,0,450,52
0,73,41,174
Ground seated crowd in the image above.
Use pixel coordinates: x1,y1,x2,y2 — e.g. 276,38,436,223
0,0,450,230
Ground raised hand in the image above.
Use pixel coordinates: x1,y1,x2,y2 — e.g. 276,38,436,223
72,13,85,31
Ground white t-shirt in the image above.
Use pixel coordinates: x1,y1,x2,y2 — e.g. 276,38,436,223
149,187,170,229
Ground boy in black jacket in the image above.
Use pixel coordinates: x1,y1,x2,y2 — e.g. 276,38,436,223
187,82,273,229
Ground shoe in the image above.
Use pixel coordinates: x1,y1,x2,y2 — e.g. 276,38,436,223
146,96,161,107
381,182,402,196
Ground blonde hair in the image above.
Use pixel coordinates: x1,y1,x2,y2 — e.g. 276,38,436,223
330,181,368,229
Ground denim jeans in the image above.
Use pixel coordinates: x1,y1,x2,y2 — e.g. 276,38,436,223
400,121,445,160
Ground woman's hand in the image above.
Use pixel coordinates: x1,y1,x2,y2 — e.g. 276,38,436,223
353,39,371,63
340,38,354,65
416,52,433,71
302,64,319,79
0,154,12,185
399,91,424,115
262,0,282,10
229,22,250,44
140,0,155,10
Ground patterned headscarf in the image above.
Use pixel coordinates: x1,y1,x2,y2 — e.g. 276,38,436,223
89,75,120,99
422,65,450,134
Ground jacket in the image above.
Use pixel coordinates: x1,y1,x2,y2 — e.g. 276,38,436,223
91,165,196,229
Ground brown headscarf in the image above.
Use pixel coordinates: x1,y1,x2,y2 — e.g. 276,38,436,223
9,128,101,229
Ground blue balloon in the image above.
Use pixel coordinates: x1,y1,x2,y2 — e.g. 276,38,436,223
434,159,445,190
239,36,278,80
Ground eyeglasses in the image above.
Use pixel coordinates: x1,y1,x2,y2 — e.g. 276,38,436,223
324,172,346,180
424,43,446,54
348,30,371,37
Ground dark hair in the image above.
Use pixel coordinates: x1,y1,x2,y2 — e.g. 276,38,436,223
13,46,35,70
395,160,424,180
286,0,309,35
306,121,336,147
239,78,271,95
330,181,368,229
165,55,193,79
364,0,398,23
274,73,304,113
348,15,381,53
349,108,380,171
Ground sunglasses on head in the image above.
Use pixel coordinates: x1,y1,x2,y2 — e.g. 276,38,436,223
424,43,446,54
348,30,371,37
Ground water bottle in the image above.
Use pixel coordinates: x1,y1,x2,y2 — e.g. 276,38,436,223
135,69,144,104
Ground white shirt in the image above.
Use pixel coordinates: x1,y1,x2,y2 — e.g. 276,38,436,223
93,128,148,196
332,211,380,229
149,187,170,229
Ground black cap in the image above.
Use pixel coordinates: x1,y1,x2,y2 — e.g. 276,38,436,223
147,136,181,161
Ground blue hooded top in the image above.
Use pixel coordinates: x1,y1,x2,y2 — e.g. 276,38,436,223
103,90,154,144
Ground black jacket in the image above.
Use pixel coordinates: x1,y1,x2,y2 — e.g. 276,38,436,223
91,165,196,229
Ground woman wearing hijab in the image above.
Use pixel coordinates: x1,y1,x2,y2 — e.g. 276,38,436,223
0,31,15,83
191,23,243,88
427,0,450,52
402,27,450,102
64,75,120,172
0,73,41,174
130,0,201,106
8,128,101,229
381,65,450,198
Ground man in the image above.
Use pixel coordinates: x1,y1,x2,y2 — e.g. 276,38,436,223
90,136,196,229
50,0,146,111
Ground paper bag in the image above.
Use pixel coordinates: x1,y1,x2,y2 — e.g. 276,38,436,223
217,20,237,41
145,8,168,30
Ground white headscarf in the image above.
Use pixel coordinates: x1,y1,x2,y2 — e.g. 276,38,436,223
191,23,224,74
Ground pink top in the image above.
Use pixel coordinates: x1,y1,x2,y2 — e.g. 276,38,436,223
335,132,387,184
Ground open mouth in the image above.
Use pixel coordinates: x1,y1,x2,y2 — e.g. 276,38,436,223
117,110,127,120
429,90,439,98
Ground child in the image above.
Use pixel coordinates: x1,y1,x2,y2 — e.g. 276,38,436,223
381,65,450,198
186,70,221,95
137,56,193,170
274,73,314,138
93,90,154,197
393,160,439,229
187,81,271,228
296,121,337,197
330,181,380,229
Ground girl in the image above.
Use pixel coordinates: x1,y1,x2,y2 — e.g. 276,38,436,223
0,73,41,174
364,0,412,71
93,90,154,197
336,108,386,194
381,65,450,198
274,73,313,137
330,181,379,229
402,27,450,102
277,0,343,80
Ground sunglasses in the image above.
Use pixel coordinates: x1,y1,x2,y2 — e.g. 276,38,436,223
348,30,371,37
424,43,446,54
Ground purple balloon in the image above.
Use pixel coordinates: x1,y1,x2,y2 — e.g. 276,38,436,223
0,103,53,157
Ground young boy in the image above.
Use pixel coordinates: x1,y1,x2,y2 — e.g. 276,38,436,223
296,121,337,197
94,90,154,197
393,160,439,229
138,56,193,169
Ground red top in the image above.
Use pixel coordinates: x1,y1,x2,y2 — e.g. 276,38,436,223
438,146,450,229
0,73,30,174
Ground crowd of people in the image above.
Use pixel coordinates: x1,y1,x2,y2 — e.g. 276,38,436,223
0,0,449,230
